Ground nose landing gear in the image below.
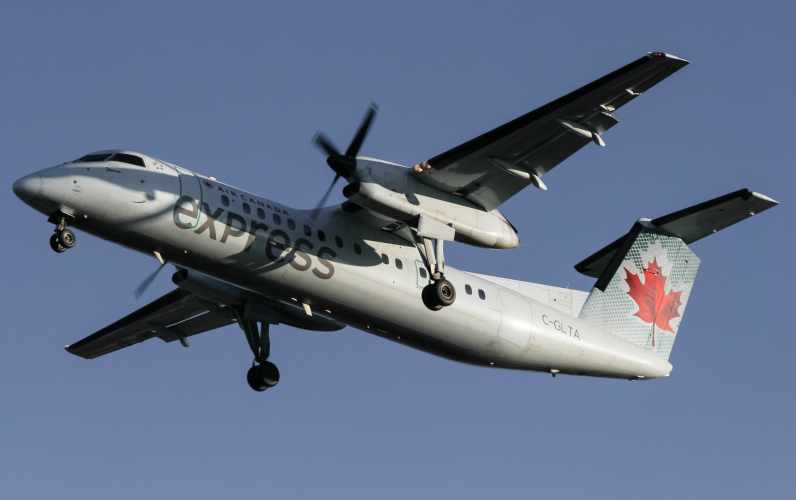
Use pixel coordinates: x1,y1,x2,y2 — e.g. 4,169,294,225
48,214,76,253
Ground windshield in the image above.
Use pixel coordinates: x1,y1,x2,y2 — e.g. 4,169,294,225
73,153,112,163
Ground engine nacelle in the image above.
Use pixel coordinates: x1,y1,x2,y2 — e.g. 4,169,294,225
342,178,519,249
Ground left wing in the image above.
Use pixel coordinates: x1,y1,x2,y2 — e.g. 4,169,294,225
412,52,689,211
66,289,235,359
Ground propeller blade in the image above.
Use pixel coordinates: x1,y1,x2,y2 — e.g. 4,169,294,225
135,263,166,300
311,174,341,221
313,132,340,157
345,102,378,157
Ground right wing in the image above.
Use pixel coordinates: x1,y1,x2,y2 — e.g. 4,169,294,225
412,52,690,211
66,289,235,359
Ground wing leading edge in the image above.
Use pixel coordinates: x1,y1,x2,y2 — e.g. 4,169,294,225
412,52,690,211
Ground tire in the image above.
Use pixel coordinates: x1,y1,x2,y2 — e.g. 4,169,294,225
434,279,456,306
422,284,443,311
49,234,66,253
247,365,268,392
258,361,280,388
58,228,76,248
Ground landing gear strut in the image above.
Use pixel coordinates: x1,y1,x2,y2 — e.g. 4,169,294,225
49,214,76,253
416,235,456,311
237,313,280,392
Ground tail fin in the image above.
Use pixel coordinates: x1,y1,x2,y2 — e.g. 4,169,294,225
575,189,778,361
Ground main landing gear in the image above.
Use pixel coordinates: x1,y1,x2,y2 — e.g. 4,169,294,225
237,313,280,392
48,214,76,253
417,236,456,311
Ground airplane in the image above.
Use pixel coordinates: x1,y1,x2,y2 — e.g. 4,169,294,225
12,52,778,392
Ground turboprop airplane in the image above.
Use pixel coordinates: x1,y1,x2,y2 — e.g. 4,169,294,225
12,52,778,392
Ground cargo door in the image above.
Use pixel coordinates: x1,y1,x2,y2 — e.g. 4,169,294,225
498,290,534,348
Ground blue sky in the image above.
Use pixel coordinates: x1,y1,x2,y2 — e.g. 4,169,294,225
1,1,794,498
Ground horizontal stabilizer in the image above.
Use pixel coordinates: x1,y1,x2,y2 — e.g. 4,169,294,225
576,189,778,278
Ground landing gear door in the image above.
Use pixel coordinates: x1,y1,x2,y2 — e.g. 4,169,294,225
172,166,203,229
415,260,429,289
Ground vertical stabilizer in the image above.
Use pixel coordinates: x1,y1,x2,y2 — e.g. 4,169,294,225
578,224,700,361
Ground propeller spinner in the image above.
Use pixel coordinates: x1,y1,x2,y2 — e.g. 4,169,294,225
311,103,378,220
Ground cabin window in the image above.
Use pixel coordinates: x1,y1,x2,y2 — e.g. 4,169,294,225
381,254,389,265
287,219,295,230
107,153,146,168
419,268,427,279
478,289,486,300
335,236,343,248
304,225,311,236
318,230,326,242
221,195,230,207
257,208,265,219
465,285,472,295
353,243,362,255
395,259,403,270
242,203,251,214
273,214,281,225
74,153,112,163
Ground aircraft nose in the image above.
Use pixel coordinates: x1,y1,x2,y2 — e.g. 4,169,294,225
12,173,42,203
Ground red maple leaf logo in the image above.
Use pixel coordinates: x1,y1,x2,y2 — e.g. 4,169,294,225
624,257,683,338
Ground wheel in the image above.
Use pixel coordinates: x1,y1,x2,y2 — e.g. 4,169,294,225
246,362,280,392
258,361,280,387
422,284,443,311
49,234,66,253
58,228,76,248
434,279,456,306
247,366,268,392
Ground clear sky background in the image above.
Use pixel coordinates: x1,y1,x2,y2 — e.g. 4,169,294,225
1,1,794,498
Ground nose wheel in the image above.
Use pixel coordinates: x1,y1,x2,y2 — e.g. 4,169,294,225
49,215,76,253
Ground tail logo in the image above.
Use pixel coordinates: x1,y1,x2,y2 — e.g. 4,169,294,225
624,257,683,335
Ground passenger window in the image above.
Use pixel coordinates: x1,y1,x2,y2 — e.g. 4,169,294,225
353,243,362,255
395,259,403,270
273,214,281,225
381,254,389,265
257,208,265,219
419,268,427,279
242,203,251,214
318,230,326,242
304,225,311,236
335,236,343,248
221,195,230,207
465,285,472,295
287,219,295,230
107,153,146,168
478,289,486,300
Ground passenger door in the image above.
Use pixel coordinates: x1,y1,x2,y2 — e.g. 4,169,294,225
172,165,203,229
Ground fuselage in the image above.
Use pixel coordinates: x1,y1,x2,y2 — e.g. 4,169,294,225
13,151,672,380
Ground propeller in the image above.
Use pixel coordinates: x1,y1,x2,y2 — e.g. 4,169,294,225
310,103,378,220
134,262,167,300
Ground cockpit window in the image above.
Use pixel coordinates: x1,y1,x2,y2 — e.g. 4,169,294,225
107,153,146,168
73,153,112,163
